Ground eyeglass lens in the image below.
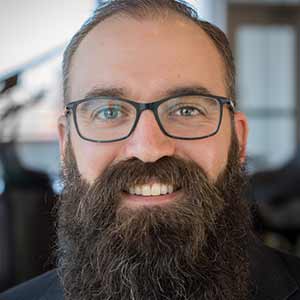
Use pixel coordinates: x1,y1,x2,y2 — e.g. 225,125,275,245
74,95,221,142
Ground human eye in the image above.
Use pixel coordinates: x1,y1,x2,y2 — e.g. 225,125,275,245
91,105,123,121
170,103,207,118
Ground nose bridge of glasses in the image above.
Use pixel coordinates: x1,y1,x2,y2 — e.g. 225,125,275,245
132,101,164,135
135,101,158,113
134,101,160,123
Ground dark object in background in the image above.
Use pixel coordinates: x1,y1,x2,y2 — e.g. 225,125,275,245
0,142,56,293
0,74,19,94
0,186,14,291
249,150,300,252
0,71,57,292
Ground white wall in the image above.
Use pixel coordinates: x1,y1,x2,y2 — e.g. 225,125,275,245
0,0,95,74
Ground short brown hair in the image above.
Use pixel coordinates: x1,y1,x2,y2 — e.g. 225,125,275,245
62,0,235,103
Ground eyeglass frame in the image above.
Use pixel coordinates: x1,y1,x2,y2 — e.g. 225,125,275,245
64,92,235,143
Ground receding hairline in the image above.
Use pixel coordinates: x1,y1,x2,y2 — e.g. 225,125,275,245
63,2,235,103
68,11,198,84
70,12,225,92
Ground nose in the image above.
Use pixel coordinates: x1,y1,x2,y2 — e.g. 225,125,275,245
123,110,176,162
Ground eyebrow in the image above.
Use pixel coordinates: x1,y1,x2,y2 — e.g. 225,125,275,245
83,85,217,101
164,86,215,98
84,87,127,99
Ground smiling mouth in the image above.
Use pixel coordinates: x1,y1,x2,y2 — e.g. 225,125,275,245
121,182,182,207
125,182,181,196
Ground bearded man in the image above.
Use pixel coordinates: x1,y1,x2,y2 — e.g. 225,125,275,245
2,1,300,300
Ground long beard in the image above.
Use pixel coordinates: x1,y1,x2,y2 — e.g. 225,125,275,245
56,133,254,300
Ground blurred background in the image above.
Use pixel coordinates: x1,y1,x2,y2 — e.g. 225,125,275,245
0,0,299,292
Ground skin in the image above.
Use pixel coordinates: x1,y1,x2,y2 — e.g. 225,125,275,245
58,13,248,205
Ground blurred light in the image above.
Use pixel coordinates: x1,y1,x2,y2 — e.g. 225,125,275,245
0,178,5,194
0,0,95,74
52,177,64,195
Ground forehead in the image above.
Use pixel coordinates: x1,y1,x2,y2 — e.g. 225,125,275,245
69,13,226,101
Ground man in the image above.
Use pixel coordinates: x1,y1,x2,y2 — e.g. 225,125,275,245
2,0,300,299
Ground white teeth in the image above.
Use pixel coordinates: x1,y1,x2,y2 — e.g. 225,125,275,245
167,185,174,194
135,186,142,195
151,183,161,196
142,185,151,196
160,185,168,195
128,183,175,196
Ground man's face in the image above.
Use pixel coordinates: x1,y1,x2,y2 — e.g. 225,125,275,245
58,13,248,193
57,13,251,300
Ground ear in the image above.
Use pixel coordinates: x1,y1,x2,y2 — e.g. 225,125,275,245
233,111,248,163
57,115,68,160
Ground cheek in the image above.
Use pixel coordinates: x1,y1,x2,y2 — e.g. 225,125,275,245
176,128,231,180
70,128,120,183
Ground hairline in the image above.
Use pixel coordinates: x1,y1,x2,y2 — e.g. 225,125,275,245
63,3,235,104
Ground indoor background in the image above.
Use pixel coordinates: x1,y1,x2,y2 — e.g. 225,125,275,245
0,0,299,292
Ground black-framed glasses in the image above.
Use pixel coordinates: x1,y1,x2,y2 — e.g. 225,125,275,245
64,93,235,143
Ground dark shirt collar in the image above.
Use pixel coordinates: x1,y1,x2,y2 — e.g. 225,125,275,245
249,239,298,300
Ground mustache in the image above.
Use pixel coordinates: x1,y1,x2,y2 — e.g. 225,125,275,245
97,156,211,190
63,151,221,205
62,148,224,228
